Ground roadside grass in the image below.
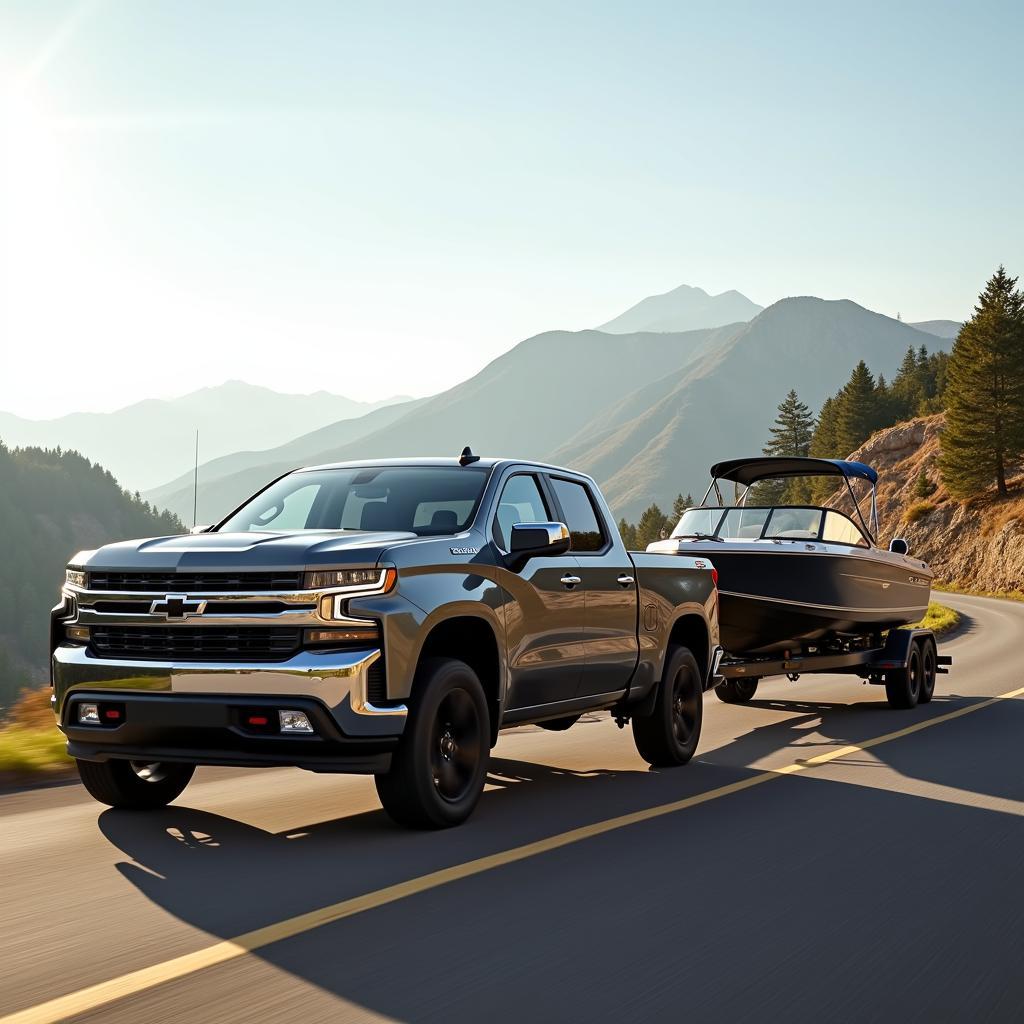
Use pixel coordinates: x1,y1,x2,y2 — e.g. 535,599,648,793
933,581,1024,604
0,688,73,779
904,600,961,637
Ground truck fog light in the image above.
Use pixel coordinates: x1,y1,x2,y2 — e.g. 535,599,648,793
78,703,100,725
66,625,91,643
279,710,314,734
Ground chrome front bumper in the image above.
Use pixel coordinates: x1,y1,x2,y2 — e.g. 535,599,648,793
52,645,407,738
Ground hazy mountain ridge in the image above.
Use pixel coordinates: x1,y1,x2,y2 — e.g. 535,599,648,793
908,320,962,340
0,381,408,491
596,284,763,333
148,327,726,523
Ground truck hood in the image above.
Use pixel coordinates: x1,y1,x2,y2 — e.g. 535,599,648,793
77,530,421,572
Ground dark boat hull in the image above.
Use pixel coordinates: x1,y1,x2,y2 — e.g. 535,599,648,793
706,546,932,655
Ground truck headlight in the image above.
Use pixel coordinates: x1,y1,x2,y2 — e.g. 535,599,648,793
304,568,396,593
65,568,87,588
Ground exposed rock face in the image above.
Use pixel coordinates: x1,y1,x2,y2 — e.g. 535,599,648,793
845,415,1024,590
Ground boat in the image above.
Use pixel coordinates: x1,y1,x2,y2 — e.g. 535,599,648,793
648,456,934,655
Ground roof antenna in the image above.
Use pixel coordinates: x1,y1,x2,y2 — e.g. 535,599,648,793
459,445,480,466
192,429,199,529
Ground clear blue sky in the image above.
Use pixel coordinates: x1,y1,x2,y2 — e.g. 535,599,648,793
1,0,1021,415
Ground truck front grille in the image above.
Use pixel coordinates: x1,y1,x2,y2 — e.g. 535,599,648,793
86,571,305,593
90,627,302,662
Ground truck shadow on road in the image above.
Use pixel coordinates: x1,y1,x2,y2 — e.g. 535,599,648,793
93,688,1024,1023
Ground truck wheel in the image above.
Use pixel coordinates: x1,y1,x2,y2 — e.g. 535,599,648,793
884,644,922,709
75,759,195,809
375,658,490,829
538,715,581,732
714,678,759,704
918,638,937,704
631,645,703,767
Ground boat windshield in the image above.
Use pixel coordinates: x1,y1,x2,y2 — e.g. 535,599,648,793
672,506,870,547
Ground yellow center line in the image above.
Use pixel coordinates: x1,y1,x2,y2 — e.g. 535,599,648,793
5,686,1023,1024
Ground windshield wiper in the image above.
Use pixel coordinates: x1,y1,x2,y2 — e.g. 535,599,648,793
674,532,725,542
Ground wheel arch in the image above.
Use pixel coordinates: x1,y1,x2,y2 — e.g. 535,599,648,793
415,613,504,746
666,611,712,688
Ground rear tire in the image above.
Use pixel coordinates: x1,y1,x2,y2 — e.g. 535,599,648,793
375,658,489,829
885,644,922,709
715,678,759,704
75,758,195,809
632,645,703,767
918,637,937,704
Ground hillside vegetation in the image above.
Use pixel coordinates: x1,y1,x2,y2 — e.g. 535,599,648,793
0,444,182,709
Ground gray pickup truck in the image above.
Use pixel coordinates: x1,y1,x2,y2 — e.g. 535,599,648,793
52,453,721,828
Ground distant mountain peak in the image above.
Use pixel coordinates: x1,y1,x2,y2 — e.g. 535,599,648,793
597,283,763,334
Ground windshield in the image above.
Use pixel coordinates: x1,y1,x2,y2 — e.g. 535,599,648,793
672,505,867,546
218,466,490,534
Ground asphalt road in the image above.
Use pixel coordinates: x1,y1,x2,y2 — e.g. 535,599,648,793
1,592,1022,1024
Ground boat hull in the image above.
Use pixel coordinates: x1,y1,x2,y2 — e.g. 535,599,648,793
672,543,932,655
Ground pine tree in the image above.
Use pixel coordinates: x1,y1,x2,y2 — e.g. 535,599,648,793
635,503,668,549
809,396,839,459
835,360,880,455
671,493,690,521
763,389,816,458
940,266,1024,498
913,468,936,499
618,517,638,549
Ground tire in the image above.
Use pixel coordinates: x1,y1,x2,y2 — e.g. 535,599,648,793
538,715,581,732
714,678,759,704
76,758,195,809
918,637,937,704
375,658,490,829
885,643,922,709
632,645,703,767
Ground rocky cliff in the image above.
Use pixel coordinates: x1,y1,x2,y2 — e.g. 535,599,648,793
844,415,1024,590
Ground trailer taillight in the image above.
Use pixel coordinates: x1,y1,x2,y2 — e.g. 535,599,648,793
711,567,719,587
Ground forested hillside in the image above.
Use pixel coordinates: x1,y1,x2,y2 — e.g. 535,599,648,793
0,445,182,710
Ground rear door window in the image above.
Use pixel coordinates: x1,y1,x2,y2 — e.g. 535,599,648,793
549,478,606,553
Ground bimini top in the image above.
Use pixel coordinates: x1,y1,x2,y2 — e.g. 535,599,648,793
709,457,878,487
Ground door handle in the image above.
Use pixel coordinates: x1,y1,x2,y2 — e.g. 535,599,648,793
560,575,582,588
617,574,635,587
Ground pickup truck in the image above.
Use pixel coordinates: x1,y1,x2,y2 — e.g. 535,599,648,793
52,453,721,828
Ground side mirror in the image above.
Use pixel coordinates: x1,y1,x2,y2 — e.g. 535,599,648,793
889,537,909,555
508,522,571,569
190,524,213,535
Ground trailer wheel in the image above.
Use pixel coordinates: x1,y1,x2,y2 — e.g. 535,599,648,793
918,637,937,704
375,658,489,829
715,678,759,704
884,643,922,709
632,645,702,767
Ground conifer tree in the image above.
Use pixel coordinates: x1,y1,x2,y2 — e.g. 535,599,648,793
618,517,638,549
835,360,880,455
672,493,689,521
940,267,1024,498
763,389,816,458
635,503,668,549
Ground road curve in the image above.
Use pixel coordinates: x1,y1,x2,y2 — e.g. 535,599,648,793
1,592,1022,1023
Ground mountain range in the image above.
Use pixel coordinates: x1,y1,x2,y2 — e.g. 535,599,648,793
0,382,407,491
596,284,763,333
146,293,958,523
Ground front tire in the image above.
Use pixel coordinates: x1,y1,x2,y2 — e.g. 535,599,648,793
885,644,922,709
632,645,703,767
715,678,759,704
375,658,490,829
76,758,195,809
